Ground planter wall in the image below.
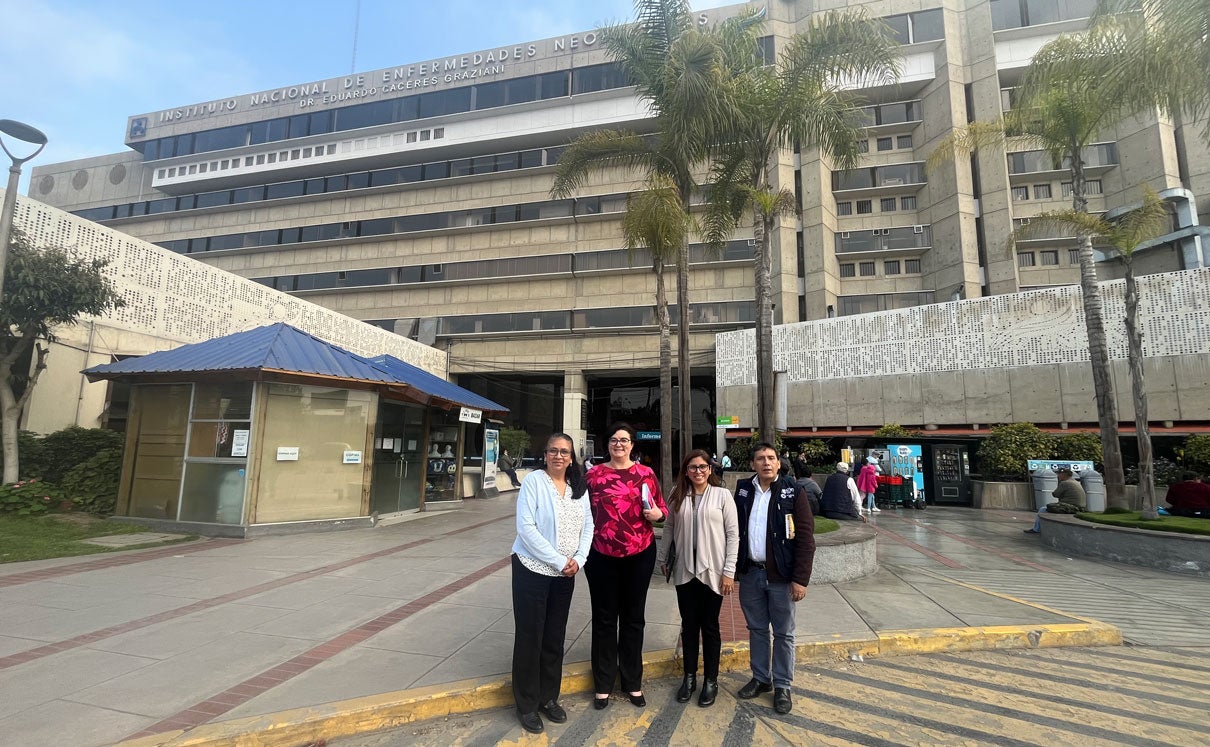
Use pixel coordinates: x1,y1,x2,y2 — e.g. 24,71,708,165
972,480,1033,510
1041,513,1210,577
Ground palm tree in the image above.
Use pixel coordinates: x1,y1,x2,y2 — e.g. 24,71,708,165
1094,0,1210,143
1010,187,1169,515
551,0,738,465
702,10,900,440
927,31,1141,509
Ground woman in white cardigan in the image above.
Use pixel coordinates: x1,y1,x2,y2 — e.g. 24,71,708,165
658,449,739,707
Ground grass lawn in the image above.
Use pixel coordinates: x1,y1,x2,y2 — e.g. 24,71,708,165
1076,511,1210,537
814,517,840,534
0,513,194,563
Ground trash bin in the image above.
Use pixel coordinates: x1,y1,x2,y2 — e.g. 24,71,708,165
1082,468,1105,512
1031,467,1057,511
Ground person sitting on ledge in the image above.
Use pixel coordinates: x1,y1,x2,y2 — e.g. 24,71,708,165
1165,471,1210,518
819,463,867,522
1025,468,1085,533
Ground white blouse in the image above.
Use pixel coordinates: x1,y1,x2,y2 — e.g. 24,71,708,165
518,472,585,577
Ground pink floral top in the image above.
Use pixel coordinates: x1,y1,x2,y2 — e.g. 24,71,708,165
585,462,668,557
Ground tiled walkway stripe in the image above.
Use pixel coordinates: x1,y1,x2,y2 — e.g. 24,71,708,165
0,515,508,671
0,539,236,588
899,517,1056,573
127,556,512,740
872,524,967,569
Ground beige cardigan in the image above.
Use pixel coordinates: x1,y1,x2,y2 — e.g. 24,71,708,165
657,484,739,595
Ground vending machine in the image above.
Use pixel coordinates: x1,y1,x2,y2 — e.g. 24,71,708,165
928,443,972,505
886,443,925,508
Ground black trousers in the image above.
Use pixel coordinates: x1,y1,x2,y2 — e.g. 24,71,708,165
511,555,575,714
676,577,724,679
584,542,657,693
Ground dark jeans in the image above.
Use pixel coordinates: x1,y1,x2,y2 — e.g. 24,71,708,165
502,468,519,487
511,555,575,714
584,542,657,693
738,567,797,688
675,577,724,679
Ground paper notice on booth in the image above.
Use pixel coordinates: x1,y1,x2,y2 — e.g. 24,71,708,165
231,430,249,457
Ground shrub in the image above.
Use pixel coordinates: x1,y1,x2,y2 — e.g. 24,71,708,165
32,427,125,485
1047,501,1080,514
796,439,833,465
61,448,124,515
498,428,532,461
873,423,922,439
1183,434,1210,473
728,431,784,468
976,423,1056,481
0,479,62,515
1053,432,1102,464
1126,456,1184,486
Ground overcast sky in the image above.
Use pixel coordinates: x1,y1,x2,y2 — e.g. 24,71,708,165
0,0,736,189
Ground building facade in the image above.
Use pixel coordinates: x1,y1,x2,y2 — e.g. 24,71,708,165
29,0,1210,458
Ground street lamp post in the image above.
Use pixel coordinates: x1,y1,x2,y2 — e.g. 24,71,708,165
0,119,49,307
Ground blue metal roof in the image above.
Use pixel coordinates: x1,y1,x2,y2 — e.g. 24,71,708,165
366,354,506,413
84,323,507,414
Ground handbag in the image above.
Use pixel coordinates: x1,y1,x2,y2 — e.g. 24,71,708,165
664,539,677,583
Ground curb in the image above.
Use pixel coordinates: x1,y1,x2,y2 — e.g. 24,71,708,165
115,620,1119,747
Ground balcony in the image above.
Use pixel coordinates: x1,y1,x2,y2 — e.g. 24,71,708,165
832,162,926,199
856,100,923,136
1007,143,1118,183
835,225,932,257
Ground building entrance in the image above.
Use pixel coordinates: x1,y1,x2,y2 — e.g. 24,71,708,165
370,401,426,514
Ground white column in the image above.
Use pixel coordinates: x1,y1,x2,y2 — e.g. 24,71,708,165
563,370,588,459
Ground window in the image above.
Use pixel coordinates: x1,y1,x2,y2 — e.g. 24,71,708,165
884,260,901,275
856,200,873,214
1041,250,1059,265
904,259,921,273
856,139,869,153
884,9,944,44
837,201,853,216
859,261,876,277
1011,186,1030,201
901,195,917,210
897,134,913,149
880,197,897,212
1061,182,1073,197
1068,248,1081,264
1086,180,1103,195
1017,252,1036,267
877,137,893,152
1033,184,1052,199
840,263,856,278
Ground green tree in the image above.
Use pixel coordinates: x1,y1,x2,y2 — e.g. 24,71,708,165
0,230,124,483
1010,187,1168,514
927,31,1142,508
1182,434,1210,473
702,10,900,441
976,423,1056,481
1053,432,1104,464
498,427,531,462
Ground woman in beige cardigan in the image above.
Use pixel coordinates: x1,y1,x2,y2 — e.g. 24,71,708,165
658,449,739,707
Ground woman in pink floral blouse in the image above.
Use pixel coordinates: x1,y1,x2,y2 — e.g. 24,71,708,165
583,422,668,709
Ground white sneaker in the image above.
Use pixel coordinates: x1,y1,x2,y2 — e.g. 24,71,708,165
871,506,881,513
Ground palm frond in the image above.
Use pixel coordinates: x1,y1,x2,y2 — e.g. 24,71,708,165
621,176,689,263
924,120,1009,173
780,10,900,93
549,130,656,198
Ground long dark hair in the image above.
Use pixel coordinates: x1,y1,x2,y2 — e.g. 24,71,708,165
546,432,586,499
672,449,721,512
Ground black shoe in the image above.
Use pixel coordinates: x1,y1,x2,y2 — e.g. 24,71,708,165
628,692,646,707
737,678,773,699
593,695,610,710
539,700,567,723
698,678,718,707
773,687,792,714
518,711,543,734
676,673,696,703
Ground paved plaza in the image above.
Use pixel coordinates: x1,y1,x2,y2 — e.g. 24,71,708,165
0,497,1207,746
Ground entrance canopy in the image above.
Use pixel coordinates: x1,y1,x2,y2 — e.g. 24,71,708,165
84,322,507,415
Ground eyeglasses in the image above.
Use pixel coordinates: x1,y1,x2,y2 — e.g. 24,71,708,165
608,438,632,445
686,464,711,472
545,448,572,457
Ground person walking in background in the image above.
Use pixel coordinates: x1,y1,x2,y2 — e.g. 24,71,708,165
584,422,668,709
658,450,739,707
721,451,732,473
510,433,593,734
857,457,880,514
820,462,866,522
499,448,520,488
733,442,816,715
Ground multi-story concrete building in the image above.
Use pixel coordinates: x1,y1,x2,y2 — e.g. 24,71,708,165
29,0,1208,459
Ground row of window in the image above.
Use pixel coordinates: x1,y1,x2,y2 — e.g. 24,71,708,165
883,9,944,45
137,63,631,161
251,240,756,292
1011,180,1103,201
857,134,913,153
156,192,630,254
835,226,932,254
837,196,917,216
839,259,922,278
424,301,756,336
857,100,923,128
1007,144,1118,175
73,144,567,223
155,142,348,182
837,292,937,316
832,163,925,192
1018,248,1082,268
990,0,1095,31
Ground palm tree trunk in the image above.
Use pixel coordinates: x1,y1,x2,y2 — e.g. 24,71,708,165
655,256,674,493
1071,157,1127,508
753,210,775,441
676,238,692,464
1123,258,1155,518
